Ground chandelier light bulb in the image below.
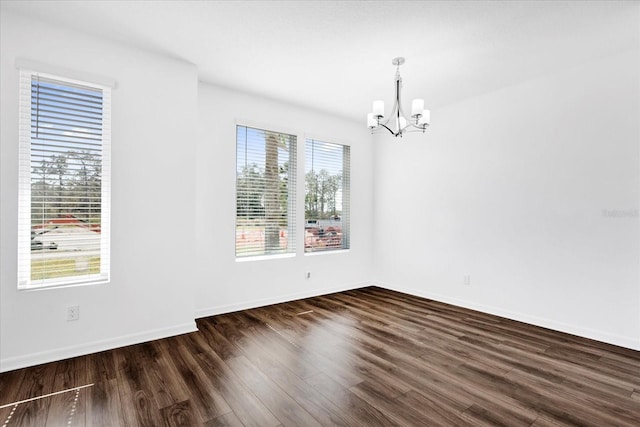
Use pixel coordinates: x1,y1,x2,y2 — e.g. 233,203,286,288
411,99,424,117
419,109,431,125
373,100,385,118
367,113,377,128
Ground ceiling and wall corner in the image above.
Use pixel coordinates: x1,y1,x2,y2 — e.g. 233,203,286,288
1,1,637,122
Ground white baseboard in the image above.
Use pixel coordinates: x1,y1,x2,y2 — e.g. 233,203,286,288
195,282,370,319
373,281,640,351
5,279,634,373
1,282,370,373
0,321,198,373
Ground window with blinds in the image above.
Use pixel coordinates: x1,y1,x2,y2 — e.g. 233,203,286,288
305,139,350,253
236,125,297,258
18,70,111,289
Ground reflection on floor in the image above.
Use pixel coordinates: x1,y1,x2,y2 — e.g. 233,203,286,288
0,287,639,426
1,385,91,426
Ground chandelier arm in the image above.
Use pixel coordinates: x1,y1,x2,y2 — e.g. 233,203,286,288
377,69,402,130
395,74,404,131
396,76,401,116
375,122,398,136
395,76,411,123
394,68,414,136
400,125,429,134
378,101,399,128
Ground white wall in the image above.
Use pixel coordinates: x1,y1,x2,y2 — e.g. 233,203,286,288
373,49,640,349
1,8,636,374
0,12,199,371
195,84,374,316
0,12,374,372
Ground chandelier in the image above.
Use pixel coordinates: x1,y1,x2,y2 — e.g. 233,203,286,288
367,57,430,137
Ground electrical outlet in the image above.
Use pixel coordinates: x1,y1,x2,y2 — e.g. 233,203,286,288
67,305,80,321
464,275,471,286
306,271,311,279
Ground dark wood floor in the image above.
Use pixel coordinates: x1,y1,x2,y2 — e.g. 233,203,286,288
1,287,639,426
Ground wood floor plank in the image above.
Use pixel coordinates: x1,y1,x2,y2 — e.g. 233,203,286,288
112,344,167,426
530,414,571,426
196,318,243,361
0,369,25,407
350,380,459,427
203,411,245,427
192,351,280,427
1,286,638,426
227,311,362,388
460,402,532,427
14,361,59,403
286,303,478,412
255,306,410,391
52,355,87,392
44,388,85,427
86,350,117,384
5,362,59,426
6,399,47,427
225,355,323,427
304,372,401,427
159,399,199,427
0,406,15,426
85,379,127,427
140,340,190,410
506,365,640,426
245,309,402,396
229,323,352,426
397,390,471,427
297,298,530,417
182,331,281,427
161,339,232,423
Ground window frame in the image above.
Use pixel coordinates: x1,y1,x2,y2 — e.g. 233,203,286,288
235,123,298,260
17,68,112,290
304,138,350,254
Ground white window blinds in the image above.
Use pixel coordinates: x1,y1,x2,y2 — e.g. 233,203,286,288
305,139,350,252
18,70,111,289
236,125,297,258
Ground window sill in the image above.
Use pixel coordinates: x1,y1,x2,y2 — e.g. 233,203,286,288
304,249,350,257
18,277,109,292
235,253,296,263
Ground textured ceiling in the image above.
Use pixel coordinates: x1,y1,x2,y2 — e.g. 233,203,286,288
2,1,638,122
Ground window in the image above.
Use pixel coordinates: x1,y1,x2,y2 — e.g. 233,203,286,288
18,70,111,289
305,139,350,252
236,125,296,258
